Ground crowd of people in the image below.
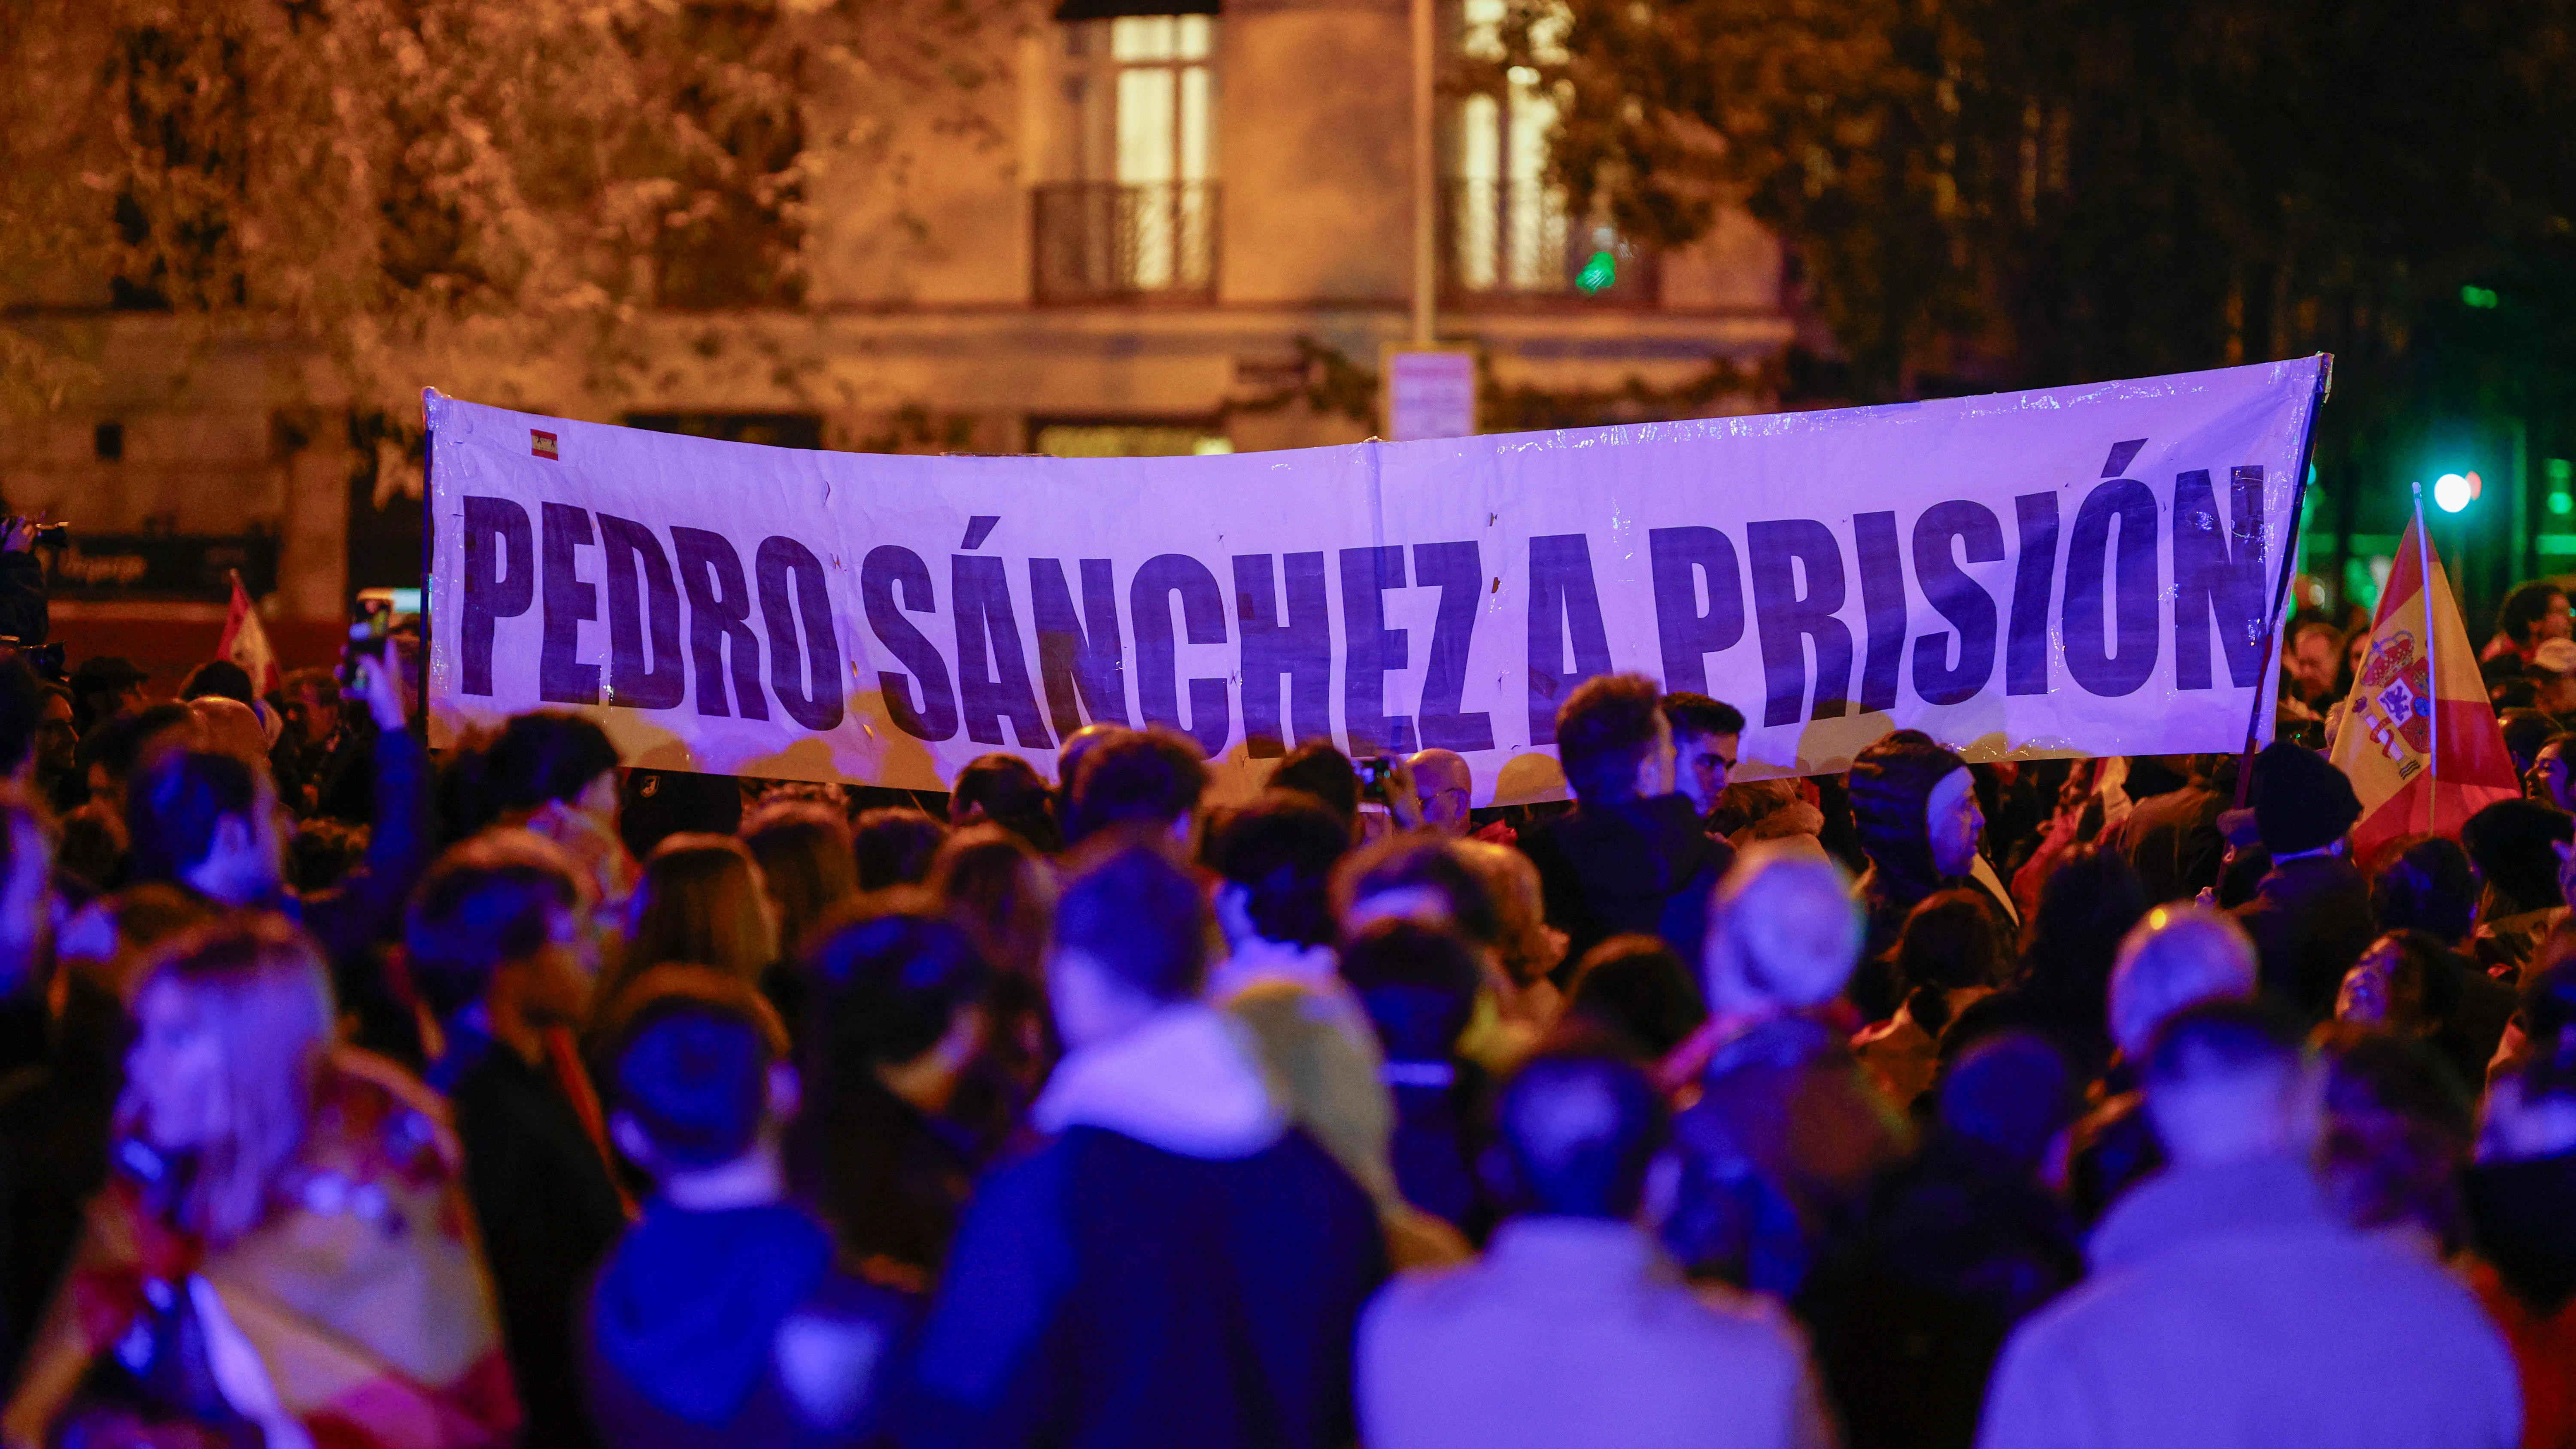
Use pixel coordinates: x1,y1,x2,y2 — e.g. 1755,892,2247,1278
0,575,2570,1449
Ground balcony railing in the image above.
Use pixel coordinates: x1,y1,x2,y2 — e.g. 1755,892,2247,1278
1032,181,1220,304
1439,178,1659,307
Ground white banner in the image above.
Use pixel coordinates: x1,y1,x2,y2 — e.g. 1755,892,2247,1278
423,356,2325,804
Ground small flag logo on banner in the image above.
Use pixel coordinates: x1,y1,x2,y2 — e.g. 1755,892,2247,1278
532,430,559,461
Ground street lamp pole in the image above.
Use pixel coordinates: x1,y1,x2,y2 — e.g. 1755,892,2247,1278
1411,0,1436,347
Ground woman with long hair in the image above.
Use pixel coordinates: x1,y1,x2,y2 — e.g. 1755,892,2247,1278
4,915,516,1449
598,834,779,1020
1945,843,2148,1084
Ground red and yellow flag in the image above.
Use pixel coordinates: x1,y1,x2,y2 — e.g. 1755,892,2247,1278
2330,514,2519,857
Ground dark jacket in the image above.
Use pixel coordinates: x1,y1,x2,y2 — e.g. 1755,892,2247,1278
2227,853,2377,1019
0,552,45,646
582,1200,911,1449
908,1126,1388,1449
1662,1015,1913,1297
1522,793,1732,978
1385,1070,1492,1244
1804,1130,2086,1449
444,1035,631,1449
787,1072,983,1281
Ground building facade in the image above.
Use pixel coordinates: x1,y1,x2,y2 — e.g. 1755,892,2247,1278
0,0,1793,671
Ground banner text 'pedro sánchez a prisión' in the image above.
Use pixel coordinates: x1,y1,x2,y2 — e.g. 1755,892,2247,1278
425,356,2324,804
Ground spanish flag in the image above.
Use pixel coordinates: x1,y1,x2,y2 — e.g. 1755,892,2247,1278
2330,510,2519,857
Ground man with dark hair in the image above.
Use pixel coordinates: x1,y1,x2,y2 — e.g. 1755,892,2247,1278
408,830,627,1449
2487,578,2572,667
1206,793,1361,1022
912,840,1387,1448
2226,741,2373,1019
1360,1046,1826,1448
585,968,911,1448
1661,690,1745,823
1062,727,1209,848
1978,997,2519,1449
1271,740,1364,833
1521,673,1731,973
123,748,281,905
950,752,1061,853
66,656,146,735
177,659,256,707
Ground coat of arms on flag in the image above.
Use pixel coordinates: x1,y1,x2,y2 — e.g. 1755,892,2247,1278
2349,630,2432,774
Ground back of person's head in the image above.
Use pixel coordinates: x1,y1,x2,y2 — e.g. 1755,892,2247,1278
802,908,995,1071
2312,1023,2474,1242
1659,690,1744,744
2512,957,2576,1105
0,654,46,777
2500,711,2561,776
1493,1045,1670,1219
480,711,619,819
1055,835,1209,1003
2500,579,2567,646
2461,799,2573,912
123,914,336,1245
1331,834,1503,948
179,660,256,707
1064,729,1208,844
618,769,744,863
2018,842,2151,1017
1704,839,1862,1011
2369,835,2480,944
950,752,1060,852
624,834,778,987
1566,935,1707,1057
929,823,1053,981
1269,741,1361,829
405,830,588,1021
2108,903,2260,1061
1209,791,1348,949
601,965,791,1173
1454,839,1563,991
1338,917,1485,1062
1847,734,1968,891
1895,888,2008,1033
2141,996,2315,1168
88,702,194,790
851,806,946,892
1939,1031,2080,1175
125,748,262,885
187,696,270,773
741,800,857,957
1553,673,1665,804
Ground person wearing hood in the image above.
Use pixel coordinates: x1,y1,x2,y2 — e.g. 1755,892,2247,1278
908,836,1388,1449
583,967,911,1449
1847,732,2002,978
1659,841,1912,1296
1977,997,2520,1449
1519,674,1731,976
2225,741,2375,1019
2461,799,2574,980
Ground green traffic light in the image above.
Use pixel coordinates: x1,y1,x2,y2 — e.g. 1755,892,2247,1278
2461,284,2500,309
1577,251,1616,294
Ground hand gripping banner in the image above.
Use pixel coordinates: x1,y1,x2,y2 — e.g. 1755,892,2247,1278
423,355,2327,805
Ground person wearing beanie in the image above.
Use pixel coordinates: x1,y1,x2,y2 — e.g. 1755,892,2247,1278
2461,798,2575,976
1847,732,2007,973
2226,742,2373,1020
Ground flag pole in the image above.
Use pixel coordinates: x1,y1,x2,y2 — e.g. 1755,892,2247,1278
2235,354,2334,808
2413,482,2438,834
